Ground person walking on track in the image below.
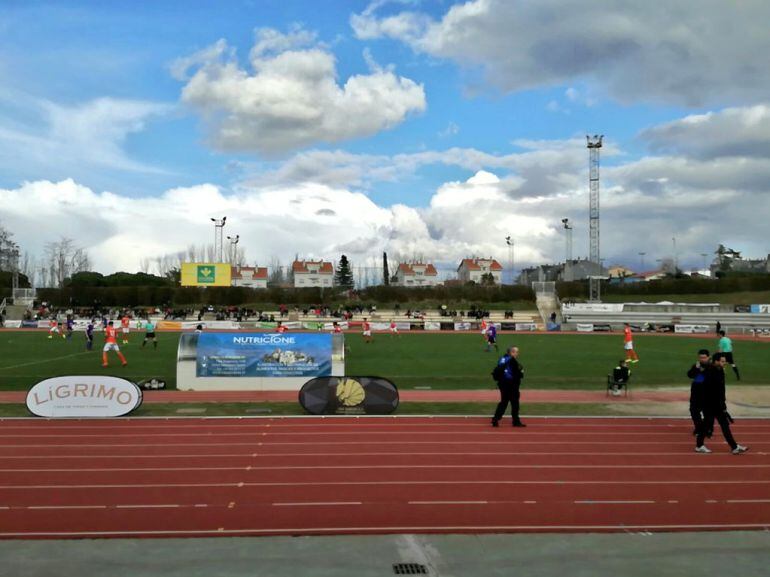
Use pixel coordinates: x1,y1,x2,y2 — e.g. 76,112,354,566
695,354,747,454
491,346,526,428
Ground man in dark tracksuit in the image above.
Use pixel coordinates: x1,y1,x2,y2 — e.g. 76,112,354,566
687,349,711,437
491,346,526,427
695,354,748,454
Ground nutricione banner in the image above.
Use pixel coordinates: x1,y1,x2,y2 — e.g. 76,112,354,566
196,332,332,378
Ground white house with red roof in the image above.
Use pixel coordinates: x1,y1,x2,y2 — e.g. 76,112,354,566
292,259,334,288
393,262,440,287
231,266,268,289
457,257,503,284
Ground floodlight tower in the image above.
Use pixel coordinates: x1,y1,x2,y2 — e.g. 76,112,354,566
587,134,603,301
211,216,227,262
227,234,240,265
561,218,573,262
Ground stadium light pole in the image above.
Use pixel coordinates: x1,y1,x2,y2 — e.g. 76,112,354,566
561,218,573,262
505,236,514,284
211,216,227,262
227,234,240,265
638,252,646,271
700,252,708,270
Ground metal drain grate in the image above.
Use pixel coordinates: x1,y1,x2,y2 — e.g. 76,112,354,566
393,563,428,575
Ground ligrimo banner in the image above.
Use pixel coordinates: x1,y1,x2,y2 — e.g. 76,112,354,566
26,376,143,418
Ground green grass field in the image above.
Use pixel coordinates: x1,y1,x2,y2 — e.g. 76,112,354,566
1,330,769,392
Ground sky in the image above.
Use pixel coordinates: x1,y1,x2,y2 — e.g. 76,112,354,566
2,0,770,281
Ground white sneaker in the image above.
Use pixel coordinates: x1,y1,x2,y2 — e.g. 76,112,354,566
731,445,749,455
695,446,712,453
611,389,621,396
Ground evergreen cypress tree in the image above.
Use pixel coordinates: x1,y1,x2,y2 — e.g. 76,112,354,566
335,255,354,289
382,252,390,286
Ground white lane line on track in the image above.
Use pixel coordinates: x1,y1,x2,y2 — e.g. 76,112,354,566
272,502,362,507
11,423,760,431
27,505,108,510
4,441,770,448
3,499,766,511
8,431,770,438
2,523,770,538
3,463,769,473
408,501,487,505
0,451,761,459
115,504,180,509
3,479,770,490
575,500,656,505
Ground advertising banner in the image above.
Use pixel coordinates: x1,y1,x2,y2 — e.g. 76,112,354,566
299,376,399,415
196,332,332,378
576,323,594,332
751,304,770,313
515,323,538,331
26,376,142,418
562,303,624,313
674,324,711,334
180,263,232,287
3,320,22,328
424,321,441,331
454,322,472,331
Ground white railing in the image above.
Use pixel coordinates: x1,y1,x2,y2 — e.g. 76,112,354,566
12,288,36,306
531,281,555,295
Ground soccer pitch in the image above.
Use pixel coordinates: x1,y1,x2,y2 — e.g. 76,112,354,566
1,331,769,391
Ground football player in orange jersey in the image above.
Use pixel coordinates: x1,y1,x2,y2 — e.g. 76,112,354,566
120,314,131,344
102,321,128,367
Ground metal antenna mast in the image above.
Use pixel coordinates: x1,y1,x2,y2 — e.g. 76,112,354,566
587,134,603,301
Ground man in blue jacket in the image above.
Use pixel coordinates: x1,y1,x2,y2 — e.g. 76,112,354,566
491,346,525,427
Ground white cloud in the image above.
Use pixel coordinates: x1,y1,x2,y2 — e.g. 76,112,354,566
640,104,770,160
352,0,770,106
0,94,171,175
4,105,770,278
174,27,426,154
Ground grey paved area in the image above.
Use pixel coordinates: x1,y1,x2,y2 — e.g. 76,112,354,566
2,531,770,577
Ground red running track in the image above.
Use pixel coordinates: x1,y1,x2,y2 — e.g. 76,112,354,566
0,416,769,539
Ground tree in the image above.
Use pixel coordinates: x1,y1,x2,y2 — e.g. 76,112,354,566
44,237,90,288
382,252,390,286
268,257,286,287
335,255,354,289
0,222,20,273
480,272,496,286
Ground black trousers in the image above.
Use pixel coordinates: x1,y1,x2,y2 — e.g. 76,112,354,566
690,401,705,433
696,411,737,449
493,381,520,423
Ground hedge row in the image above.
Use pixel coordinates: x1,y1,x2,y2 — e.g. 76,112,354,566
34,283,537,308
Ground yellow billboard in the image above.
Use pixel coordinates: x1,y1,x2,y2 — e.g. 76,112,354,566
180,263,232,287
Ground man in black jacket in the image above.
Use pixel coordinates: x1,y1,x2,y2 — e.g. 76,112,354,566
491,346,526,428
695,354,748,454
687,349,711,437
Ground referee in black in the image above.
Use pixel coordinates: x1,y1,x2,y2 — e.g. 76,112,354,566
491,346,526,427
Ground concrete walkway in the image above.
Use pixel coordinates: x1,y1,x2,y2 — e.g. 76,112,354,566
2,532,769,577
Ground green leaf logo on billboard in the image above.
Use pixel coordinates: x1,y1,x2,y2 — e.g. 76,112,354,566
197,266,215,284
